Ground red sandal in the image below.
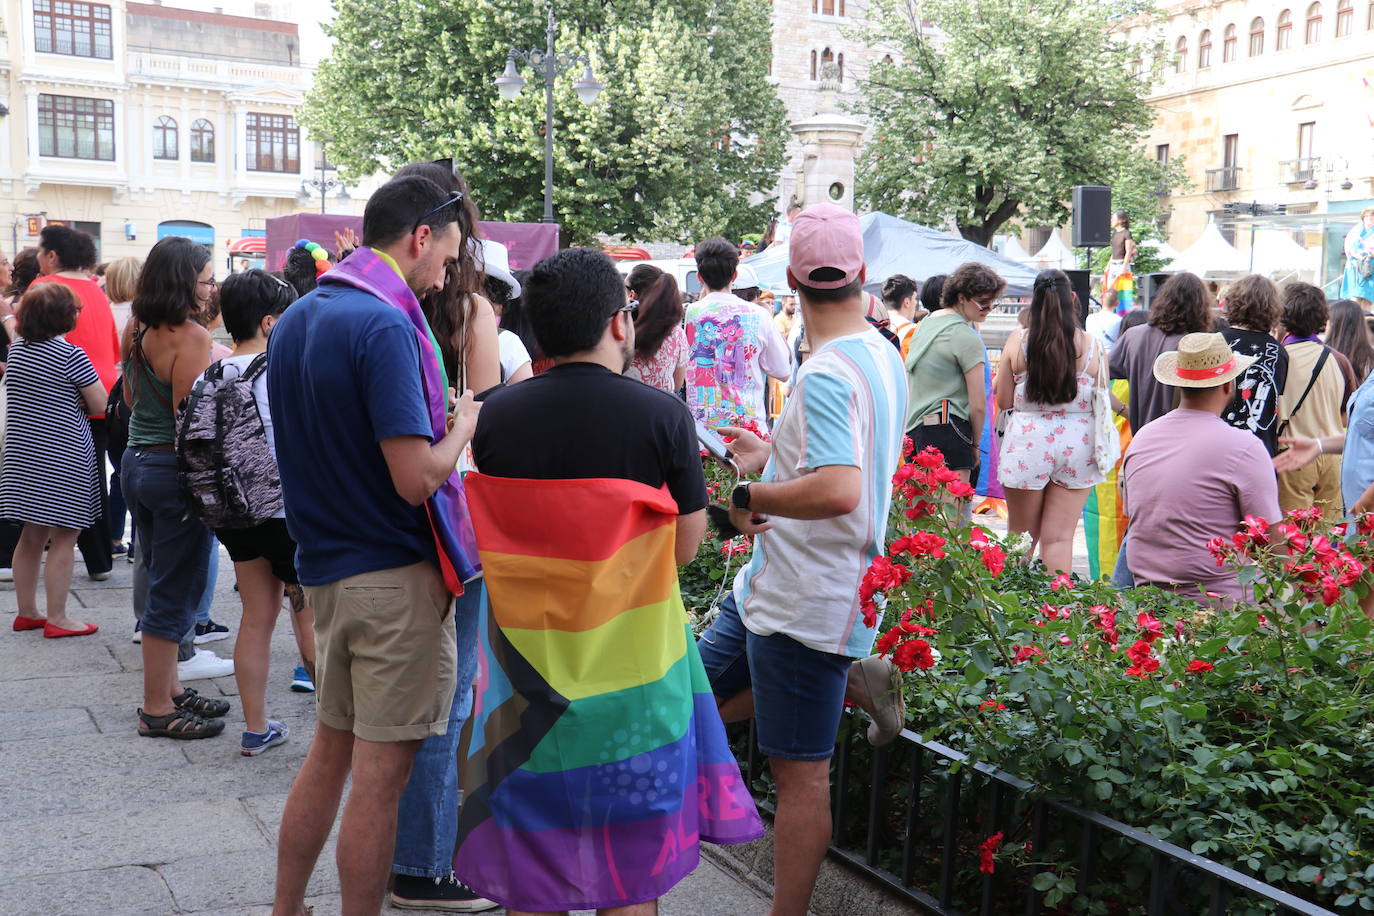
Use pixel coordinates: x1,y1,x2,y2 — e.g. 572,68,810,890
12,616,46,632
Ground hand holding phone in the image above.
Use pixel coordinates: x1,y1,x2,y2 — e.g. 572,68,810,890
695,419,732,464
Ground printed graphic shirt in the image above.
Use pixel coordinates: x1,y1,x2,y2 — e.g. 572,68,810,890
684,292,790,429
1220,327,1288,457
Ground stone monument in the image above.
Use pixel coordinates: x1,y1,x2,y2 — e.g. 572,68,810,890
789,63,867,212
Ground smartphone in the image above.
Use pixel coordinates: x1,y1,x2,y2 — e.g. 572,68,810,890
695,419,732,462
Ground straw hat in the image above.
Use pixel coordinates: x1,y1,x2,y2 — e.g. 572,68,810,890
1153,332,1255,388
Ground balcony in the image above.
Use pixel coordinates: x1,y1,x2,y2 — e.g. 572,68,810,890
126,52,305,89
1206,166,1242,192
1280,157,1322,185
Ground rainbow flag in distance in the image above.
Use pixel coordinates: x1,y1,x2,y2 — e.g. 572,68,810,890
1082,379,1133,579
454,474,764,911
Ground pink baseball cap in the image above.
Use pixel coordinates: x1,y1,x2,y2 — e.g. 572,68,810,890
788,204,865,289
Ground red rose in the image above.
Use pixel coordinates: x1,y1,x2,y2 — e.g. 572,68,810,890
1185,659,1214,674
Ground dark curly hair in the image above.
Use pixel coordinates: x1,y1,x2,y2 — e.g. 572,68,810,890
627,263,684,359
283,245,327,298
16,282,79,342
941,262,1005,309
1221,274,1280,333
1279,282,1329,339
1147,272,1211,335
7,248,40,299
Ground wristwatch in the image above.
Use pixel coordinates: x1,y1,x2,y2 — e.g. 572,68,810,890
731,482,753,512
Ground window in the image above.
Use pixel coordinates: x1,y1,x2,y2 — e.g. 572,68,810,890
1198,29,1212,67
839,0,845,14
1223,23,1237,60
152,116,177,160
245,113,299,173
1306,2,1323,40
1156,143,1170,162
37,94,115,160
1336,0,1353,34
1174,36,1188,72
1249,17,1266,55
1223,134,1239,168
190,119,214,163
33,0,112,59
1277,9,1293,48
810,50,817,80
1368,0,1374,28
821,0,834,13
820,46,834,81
1298,121,1315,159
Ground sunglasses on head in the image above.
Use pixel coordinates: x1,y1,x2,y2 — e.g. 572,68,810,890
413,191,465,233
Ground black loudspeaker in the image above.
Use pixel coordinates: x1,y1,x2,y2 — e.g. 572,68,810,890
1141,272,1176,309
1063,269,1090,328
1071,185,1112,248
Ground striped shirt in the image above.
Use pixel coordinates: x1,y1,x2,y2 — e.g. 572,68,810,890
733,328,908,657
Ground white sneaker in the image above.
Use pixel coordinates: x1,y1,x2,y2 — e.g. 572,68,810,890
0,568,12,582
177,648,234,680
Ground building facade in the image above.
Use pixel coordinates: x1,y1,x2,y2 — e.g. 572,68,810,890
769,0,893,213
1122,0,1374,283
0,0,359,269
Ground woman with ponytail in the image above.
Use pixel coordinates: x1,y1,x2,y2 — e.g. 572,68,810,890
994,269,1108,573
625,263,688,393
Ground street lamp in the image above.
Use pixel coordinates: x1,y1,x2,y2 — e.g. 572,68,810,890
297,145,350,214
493,5,604,223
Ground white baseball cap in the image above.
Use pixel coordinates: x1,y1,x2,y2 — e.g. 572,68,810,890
732,263,761,291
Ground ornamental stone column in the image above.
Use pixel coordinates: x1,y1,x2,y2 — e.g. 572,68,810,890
789,63,865,212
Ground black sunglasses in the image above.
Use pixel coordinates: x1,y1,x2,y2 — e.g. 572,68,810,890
413,191,465,233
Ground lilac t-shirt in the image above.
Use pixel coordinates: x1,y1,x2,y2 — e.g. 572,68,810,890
1121,408,1280,600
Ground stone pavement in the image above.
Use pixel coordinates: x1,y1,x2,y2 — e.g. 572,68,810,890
0,546,773,916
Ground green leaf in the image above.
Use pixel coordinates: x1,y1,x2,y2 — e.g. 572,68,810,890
969,646,995,675
1032,872,1058,892
1094,780,1113,800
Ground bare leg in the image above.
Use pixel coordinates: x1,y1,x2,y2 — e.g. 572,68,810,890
141,634,184,718
716,688,755,723
1038,483,1093,575
284,583,317,683
41,527,86,630
273,721,354,916
13,524,48,622
337,736,422,916
232,557,284,734
768,757,832,916
1001,486,1045,550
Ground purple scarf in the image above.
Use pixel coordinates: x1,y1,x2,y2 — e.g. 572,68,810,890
322,248,481,591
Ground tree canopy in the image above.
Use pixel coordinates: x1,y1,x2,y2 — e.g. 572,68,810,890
854,0,1173,246
305,0,788,245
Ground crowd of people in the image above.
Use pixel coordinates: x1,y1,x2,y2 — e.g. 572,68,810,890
6,168,1374,916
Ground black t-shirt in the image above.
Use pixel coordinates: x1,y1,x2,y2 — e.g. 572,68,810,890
1221,327,1289,456
472,362,708,515
1111,229,1132,260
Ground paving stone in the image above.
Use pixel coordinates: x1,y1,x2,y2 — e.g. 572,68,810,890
0,803,268,881
0,673,147,712
0,865,176,916
0,706,97,742
0,639,124,679
161,846,339,913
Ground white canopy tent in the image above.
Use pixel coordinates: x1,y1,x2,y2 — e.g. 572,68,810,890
1028,232,1077,270
1140,237,1179,269
1169,218,1250,276
994,234,1032,262
1242,228,1320,277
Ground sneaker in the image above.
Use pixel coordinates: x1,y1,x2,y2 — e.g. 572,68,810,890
132,623,142,644
193,619,230,644
111,542,128,559
290,664,315,693
89,569,112,582
390,874,497,912
0,568,12,582
240,719,289,756
178,648,234,681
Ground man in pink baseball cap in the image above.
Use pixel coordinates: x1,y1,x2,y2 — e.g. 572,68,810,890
697,203,911,916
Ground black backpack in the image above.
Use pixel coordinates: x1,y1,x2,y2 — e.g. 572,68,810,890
106,375,132,457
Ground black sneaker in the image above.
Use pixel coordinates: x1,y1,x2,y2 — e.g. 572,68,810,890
389,874,497,912
193,619,230,644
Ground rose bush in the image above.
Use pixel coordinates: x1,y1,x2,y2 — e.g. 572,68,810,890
852,444,1374,911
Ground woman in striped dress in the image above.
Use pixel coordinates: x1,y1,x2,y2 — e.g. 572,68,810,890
2,283,109,637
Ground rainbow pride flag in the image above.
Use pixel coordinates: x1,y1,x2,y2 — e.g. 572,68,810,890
453,474,763,912
1082,379,1133,579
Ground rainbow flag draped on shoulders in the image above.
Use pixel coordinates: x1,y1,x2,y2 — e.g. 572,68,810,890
454,473,763,912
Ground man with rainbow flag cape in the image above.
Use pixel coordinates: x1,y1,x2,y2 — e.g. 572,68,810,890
267,174,481,916
699,205,909,916
454,247,763,914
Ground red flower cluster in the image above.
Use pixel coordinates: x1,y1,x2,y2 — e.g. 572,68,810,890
892,638,936,672
967,529,1007,578
1090,605,1120,648
1125,639,1159,678
893,446,977,504
890,531,947,559
1050,573,1074,591
875,606,941,664
859,556,913,627
978,832,1004,874
719,538,750,557
1186,659,1214,674
1011,644,1046,664
979,699,1008,712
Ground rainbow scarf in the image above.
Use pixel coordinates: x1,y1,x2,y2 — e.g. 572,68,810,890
453,474,763,911
322,248,480,590
1082,378,1133,579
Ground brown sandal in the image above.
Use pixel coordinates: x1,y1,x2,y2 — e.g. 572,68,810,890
137,707,225,740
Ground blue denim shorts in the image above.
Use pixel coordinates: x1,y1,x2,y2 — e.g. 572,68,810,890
697,592,854,761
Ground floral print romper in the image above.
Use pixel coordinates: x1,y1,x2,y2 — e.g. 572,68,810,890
998,339,1107,491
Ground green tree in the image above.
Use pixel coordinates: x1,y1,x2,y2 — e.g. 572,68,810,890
854,0,1171,246
305,0,788,245
1080,150,1191,273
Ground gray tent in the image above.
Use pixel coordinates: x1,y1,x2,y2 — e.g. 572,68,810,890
744,211,1040,297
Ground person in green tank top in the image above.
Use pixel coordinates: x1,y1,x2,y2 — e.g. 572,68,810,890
903,262,1006,483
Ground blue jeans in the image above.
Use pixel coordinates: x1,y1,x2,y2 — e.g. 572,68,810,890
195,546,219,625
1111,532,1135,590
392,578,483,878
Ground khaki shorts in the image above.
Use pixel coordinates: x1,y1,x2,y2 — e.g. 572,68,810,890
1277,453,1344,525
307,561,457,742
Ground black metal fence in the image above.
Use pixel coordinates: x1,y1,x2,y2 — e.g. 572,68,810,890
739,715,1340,916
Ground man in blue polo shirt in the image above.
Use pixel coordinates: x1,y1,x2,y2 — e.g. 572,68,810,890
267,174,477,916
